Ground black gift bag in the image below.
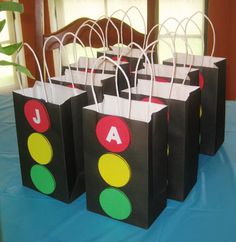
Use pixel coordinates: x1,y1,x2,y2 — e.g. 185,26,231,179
13,43,87,203
163,53,226,155
83,56,168,228
121,42,201,201
122,79,201,201
13,81,87,203
163,11,227,155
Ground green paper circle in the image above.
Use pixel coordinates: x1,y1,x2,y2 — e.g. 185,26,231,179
99,188,132,220
30,164,56,194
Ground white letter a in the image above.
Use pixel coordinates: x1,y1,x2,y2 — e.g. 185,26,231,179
106,126,122,144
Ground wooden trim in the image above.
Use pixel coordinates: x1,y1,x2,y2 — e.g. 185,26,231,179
147,0,159,43
43,17,145,50
19,0,38,86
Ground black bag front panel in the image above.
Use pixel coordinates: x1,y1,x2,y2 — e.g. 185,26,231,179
83,108,167,228
163,59,226,155
13,92,79,203
121,90,200,201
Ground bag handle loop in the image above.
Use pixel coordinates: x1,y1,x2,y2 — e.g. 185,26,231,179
173,17,203,66
61,32,89,85
185,11,215,57
121,6,147,49
43,35,77,100
15,43,48,102
74,19,105,58
108,9,133,51
135,38,176,99
90,55,131,118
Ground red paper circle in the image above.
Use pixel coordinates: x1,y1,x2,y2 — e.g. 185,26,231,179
155,77,169,83
111,56,128,63
199,72,205,90
81,68,97,73
24,99,50,133
96,116,131,153
66,84,80,89
141,97,164,104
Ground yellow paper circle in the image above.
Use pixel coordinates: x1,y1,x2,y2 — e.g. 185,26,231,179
27,133,53,165
200,105,203,118
98,153,131,187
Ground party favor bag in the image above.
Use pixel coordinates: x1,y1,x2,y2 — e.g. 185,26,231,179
164,53,226,155
163,12,226,155
122,41,201,201
83,56,168,228
13,43,87,203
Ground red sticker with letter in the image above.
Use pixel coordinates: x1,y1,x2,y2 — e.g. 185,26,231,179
96,116,131,152
24,99,50,133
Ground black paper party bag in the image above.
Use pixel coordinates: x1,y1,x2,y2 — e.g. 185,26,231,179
121,40,201,201
13,43,87,203
83,56,168,228
164,53,226,155
163,12,226,155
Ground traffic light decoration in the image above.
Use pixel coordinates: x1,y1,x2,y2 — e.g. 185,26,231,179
83,94,168,228
13,82,87,203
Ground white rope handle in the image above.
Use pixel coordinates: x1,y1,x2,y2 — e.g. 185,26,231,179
61,32,89,85
15,43,48,102
144,22,173,69
173,17,203,67
186,11,215,57
88,20,106,52
122,42,157,121
105,17,121,55
43,35,77,99
159,17,186,54
90,55,131,118
123,42,154,101
74,20,105,58
108,9,133,50
74,21,107,74
143,38,176,99
121,6,147,49
146,23,172,49
178,40,195,84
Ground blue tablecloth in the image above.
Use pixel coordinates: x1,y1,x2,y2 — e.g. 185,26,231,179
0,94,236,242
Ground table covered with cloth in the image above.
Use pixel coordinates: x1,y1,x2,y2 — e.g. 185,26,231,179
0,94,236,242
